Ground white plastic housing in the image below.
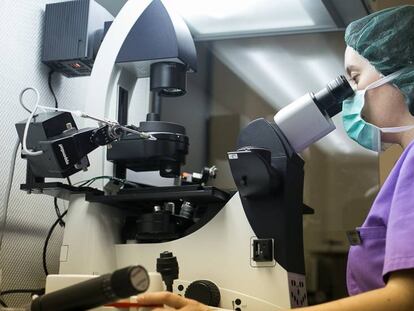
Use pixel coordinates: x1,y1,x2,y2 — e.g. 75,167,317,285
273,93,336,153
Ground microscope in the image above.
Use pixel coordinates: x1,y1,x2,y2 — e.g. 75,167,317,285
14,0,354,310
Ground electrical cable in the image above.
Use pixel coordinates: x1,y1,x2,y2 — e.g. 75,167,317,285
0,298,7,307
74,176,139,188
19,87,43,156
53,198,65,227
75,176,114,187
19,88,35,114
0,288,45,297
20,71,59,157
47,70,58,109
0,139,20,253
42,210,67,276
0,288,45,308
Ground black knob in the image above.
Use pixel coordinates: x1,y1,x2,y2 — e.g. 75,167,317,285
156,251,179,292
184,280,221,307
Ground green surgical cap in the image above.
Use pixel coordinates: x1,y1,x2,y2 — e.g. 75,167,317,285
344,5,414,114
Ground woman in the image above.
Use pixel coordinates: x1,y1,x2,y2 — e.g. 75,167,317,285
137,6,414,310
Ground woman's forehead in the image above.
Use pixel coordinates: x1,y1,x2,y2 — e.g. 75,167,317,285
344,46,376,75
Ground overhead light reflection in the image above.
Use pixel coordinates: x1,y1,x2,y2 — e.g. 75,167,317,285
163,0,316,35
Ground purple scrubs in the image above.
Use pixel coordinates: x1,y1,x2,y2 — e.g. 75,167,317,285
347,140,414,295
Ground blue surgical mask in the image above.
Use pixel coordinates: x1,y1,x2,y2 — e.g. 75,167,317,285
342,68,414,152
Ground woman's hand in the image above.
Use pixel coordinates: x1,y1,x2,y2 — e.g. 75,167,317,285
136,291,212,311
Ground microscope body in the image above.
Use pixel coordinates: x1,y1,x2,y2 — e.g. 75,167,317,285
54,117,308,310
17,0,353,310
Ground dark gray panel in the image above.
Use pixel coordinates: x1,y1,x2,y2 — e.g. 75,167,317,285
116,0,178,64
42,0,89,61
322,0,370,28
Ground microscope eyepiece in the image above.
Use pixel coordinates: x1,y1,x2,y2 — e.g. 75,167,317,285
273,75,355,153
326,75,355,102
312,75,354,117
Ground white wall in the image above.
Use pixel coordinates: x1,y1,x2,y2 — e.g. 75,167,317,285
0,0,91,306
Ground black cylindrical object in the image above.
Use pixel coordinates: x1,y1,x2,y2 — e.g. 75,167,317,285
312,75,354,117
179,201,194,219
136,212,176,235
107,120,189,178
148,91,162,121
30,265,149,311
185,280,221,307
156,251,179,292
150,62,187,97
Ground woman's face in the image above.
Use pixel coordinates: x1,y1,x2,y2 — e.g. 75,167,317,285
344,47,409,142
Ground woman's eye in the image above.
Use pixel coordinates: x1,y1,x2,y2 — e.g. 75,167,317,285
348,78,357,88
351,75,360,84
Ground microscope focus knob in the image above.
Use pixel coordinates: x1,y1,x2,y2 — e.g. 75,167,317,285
184,280,221,307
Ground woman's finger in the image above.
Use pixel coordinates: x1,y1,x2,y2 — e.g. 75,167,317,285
136,292,191,309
